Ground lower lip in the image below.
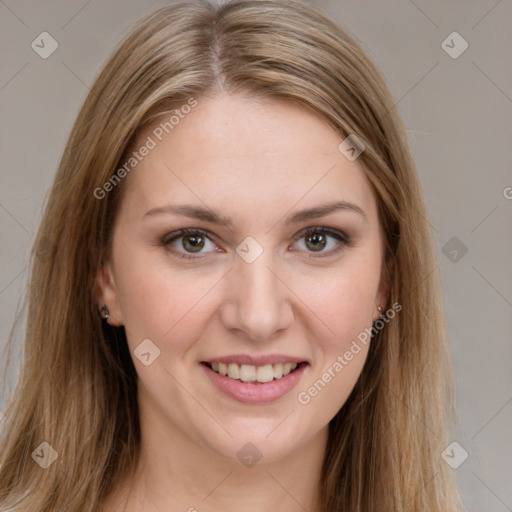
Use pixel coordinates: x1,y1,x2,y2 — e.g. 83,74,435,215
201,363,308,404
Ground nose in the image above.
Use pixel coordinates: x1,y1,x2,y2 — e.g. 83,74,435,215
219,253,294,342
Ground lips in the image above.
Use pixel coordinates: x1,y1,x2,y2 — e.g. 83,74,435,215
201,354,309,403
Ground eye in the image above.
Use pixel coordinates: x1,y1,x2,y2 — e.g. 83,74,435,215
161,226,350,260
161,228,219,259
291,227,350,258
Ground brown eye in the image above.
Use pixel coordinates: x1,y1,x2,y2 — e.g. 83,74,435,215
292,227,350,258
181,233,205,253
161,229,218,259
305,232,327,252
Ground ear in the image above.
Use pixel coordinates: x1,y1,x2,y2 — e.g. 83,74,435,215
94,261,124,327
373,252,394,322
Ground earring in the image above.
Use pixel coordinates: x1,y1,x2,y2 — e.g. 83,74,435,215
99,305,110,320
377,305,383,313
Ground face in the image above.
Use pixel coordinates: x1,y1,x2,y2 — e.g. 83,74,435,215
96,92,389,465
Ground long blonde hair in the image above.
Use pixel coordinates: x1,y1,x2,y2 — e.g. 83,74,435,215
0,1,462,510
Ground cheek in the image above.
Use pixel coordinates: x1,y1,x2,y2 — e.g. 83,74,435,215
298,259,380,345
295,273,374,420
113,247,217,354
293,258,378,414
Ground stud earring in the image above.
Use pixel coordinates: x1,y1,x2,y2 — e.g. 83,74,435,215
99,305,110,320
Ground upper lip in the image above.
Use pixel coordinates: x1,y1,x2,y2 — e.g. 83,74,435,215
203,354,307,366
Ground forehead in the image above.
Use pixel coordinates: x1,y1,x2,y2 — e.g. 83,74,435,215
120,93,377,224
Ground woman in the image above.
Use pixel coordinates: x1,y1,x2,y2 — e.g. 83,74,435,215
0,1,462,511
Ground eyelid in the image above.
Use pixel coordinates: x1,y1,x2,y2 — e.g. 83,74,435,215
291,226,349,243
161,227,217,246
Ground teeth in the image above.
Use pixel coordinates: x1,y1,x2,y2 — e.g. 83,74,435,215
256,364,274,383
240,364,256,382
209,361,299,382
227,363,239,379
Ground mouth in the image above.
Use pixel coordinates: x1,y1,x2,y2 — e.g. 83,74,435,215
202,361,305,383
200,358,309,404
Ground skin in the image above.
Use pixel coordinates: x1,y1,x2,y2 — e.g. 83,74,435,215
96,92,390,512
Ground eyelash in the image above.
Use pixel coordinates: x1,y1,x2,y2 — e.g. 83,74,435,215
160,227,351,260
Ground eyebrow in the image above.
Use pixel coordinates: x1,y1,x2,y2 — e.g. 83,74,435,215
143,200,367,226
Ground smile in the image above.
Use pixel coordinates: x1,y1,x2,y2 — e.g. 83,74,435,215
201,358,309,403
206,362,300,383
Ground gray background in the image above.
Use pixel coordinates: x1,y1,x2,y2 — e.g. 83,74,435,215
1,0,511,510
